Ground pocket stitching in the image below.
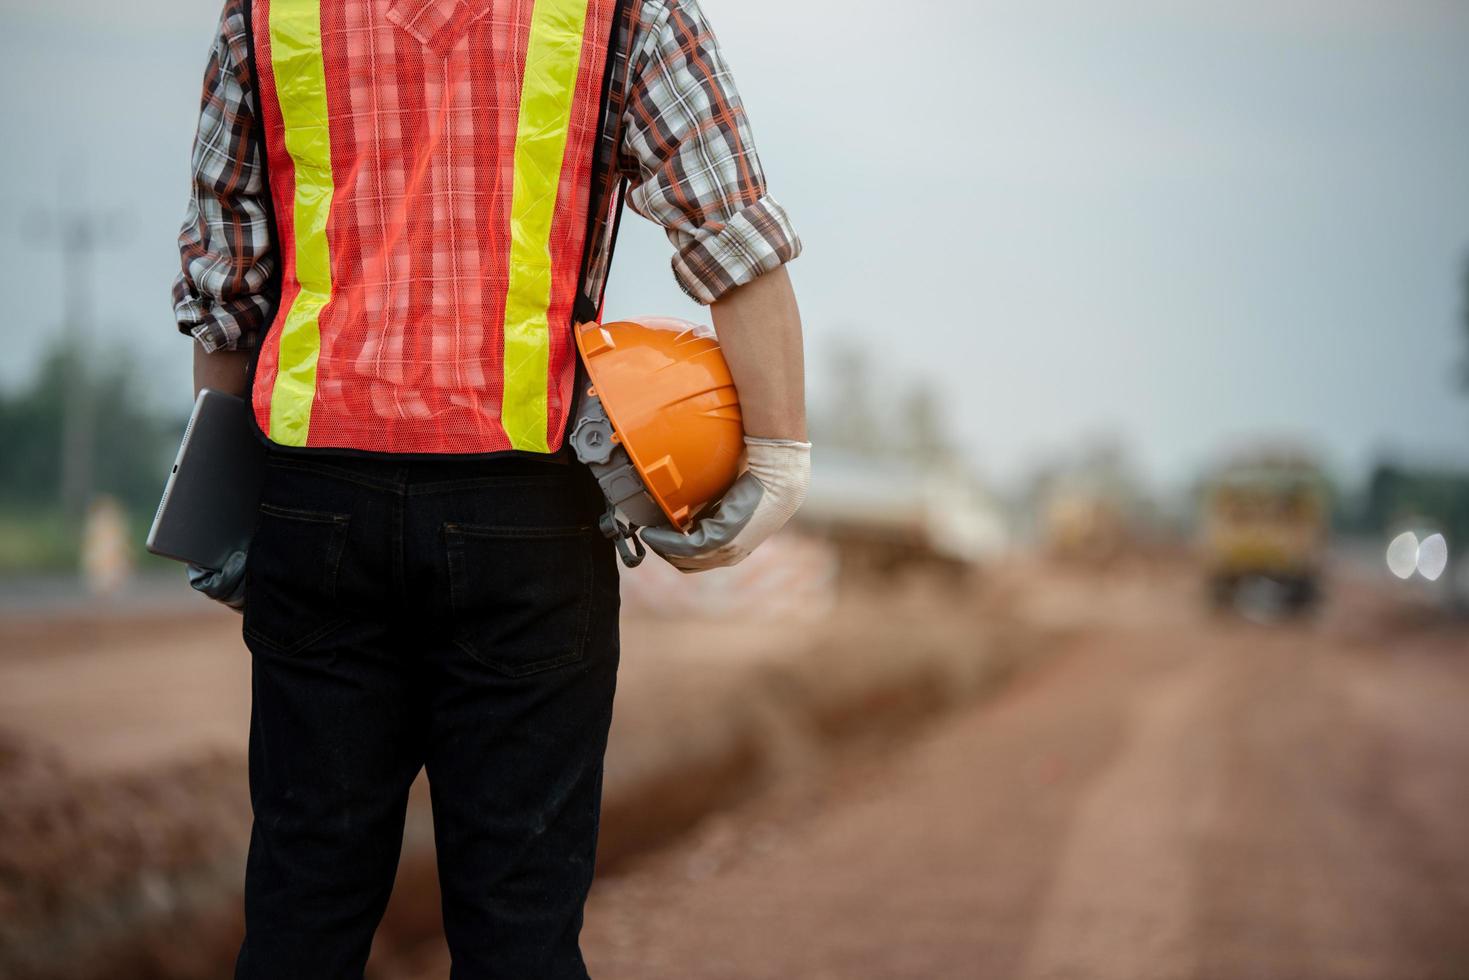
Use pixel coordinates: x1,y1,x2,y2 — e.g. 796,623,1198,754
444,521,597,540
572,535,594,661
259,502,352,525
244,510,352,652
244,616,351,656
443,525,594,678
322,516,350,602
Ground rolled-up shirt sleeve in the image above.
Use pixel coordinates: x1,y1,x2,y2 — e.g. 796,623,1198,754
172,0,276,353
621,0,802,305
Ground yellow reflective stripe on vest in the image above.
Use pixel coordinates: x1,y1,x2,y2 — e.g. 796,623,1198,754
501,0,592,453
268,0,334,447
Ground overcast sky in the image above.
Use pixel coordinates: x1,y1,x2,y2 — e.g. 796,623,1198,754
0,0,1465,487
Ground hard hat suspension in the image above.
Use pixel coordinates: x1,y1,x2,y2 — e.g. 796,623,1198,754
570,385,659,567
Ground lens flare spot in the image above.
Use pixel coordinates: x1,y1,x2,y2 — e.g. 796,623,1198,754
1385,531,1419,580
1417,533,1449,582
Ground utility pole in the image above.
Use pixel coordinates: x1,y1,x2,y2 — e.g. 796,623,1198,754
25,187,130,519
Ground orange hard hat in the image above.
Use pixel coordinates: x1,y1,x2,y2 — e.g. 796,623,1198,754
570,317,744,564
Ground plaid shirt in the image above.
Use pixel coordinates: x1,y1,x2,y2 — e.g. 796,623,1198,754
175,0,801,353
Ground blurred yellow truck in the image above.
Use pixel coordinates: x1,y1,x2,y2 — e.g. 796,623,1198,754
1201,457,1328,611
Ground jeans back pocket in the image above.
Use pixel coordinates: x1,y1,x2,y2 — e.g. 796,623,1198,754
244,503,352,655
443,522,598,677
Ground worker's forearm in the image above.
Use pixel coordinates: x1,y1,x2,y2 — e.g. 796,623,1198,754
710,266,807,442
192,342,253,399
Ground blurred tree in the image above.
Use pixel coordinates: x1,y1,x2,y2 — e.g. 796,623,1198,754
1462,253,1469,393
815,343,959,466
900,386,952,466
1363,465,1469,539
817,343,882,456
0,350,67,508
0,341,180,517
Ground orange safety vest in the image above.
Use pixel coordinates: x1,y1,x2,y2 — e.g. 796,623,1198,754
247,0,621,455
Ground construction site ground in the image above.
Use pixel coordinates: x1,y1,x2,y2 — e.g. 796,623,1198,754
2,557,1468,979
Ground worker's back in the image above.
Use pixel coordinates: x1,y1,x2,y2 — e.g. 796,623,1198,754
248,0,621,455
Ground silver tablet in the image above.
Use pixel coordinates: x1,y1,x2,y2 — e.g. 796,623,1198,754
146,388,268,569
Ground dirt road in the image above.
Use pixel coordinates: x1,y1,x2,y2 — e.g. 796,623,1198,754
571,582,1469,980
6,565,1468,980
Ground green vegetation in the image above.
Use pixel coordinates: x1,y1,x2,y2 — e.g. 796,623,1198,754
1462,253,1469,392
0,342,183,575
0,510,79,573
1363,465,1469,543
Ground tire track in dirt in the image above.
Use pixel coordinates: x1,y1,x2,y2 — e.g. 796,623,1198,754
570,610,1469,980
1017,645,1218,980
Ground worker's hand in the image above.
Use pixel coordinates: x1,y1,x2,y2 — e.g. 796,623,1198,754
641,437,811,573
187,550,248,613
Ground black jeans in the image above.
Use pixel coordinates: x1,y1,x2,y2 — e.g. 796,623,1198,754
235,447,620,980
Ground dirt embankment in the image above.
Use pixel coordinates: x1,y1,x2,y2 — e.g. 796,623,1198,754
0,570,1051,980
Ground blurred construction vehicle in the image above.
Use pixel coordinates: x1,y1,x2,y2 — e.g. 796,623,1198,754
1041,491,1129,565
1201,452,1328,613
1033,443,1148,566
797,451,1008,582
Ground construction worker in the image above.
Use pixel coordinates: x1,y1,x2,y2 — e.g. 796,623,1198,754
173,1,807,976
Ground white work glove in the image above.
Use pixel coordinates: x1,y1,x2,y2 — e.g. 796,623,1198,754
187,549,248,613
641,437,811,573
